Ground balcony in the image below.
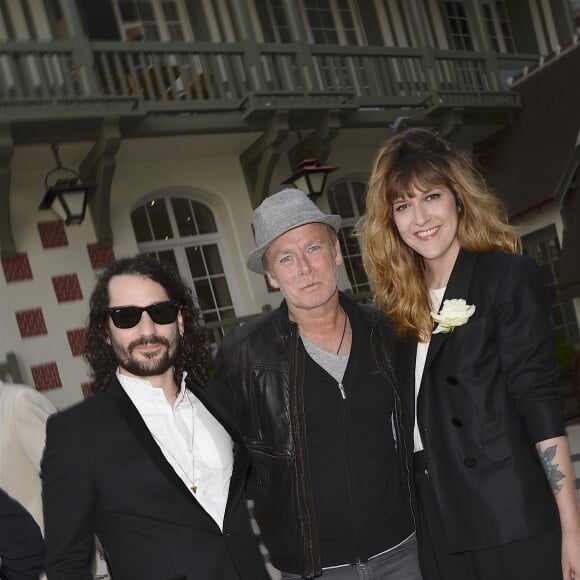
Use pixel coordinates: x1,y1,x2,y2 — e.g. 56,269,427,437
0,37,521,140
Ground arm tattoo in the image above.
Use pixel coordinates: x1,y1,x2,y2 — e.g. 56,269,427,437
539,444,565,495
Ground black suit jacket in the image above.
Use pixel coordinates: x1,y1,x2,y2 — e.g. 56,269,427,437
41,376,269,580
0,487,44,580
397,250,564,552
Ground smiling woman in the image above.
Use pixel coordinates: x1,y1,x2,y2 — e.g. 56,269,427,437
360,127,580,580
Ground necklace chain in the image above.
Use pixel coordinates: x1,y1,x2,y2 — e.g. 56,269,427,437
336,309,348,355
150,391,197,493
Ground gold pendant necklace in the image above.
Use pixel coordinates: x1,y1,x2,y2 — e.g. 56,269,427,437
150,392,197,493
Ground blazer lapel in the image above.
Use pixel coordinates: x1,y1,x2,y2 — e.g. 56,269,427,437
423,250,478,377
109,375,249,522
108,378,199,505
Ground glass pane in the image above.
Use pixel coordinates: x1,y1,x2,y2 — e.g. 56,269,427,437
536,241,547,264
332,186,355,218
343,259,354,281
131,205,153,242
167,23,183,41
568,324,579,344
563,301,576,320
548,238,561,258
147,199,173,240
162,1,179,20
185,245,206,278
212,276,233,308
204,310,219,323
172,198,197,237
195,278,214,311
352,182,366,215
328,182,347,214
351,260,367,285
119,2,138,20
541,264,554,286
203,244,224,275
219,307,235,321
344,228,359,253
156,249,178,271
137,1,154,20
193,201,217,234
142,24,159,40
552,306,563,327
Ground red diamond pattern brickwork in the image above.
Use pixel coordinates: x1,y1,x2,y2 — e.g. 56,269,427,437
87,243,115,270
38,220,68,249
2,253,33,282
31,362,62,391
67,328,87,357
15,308,48,338
52,273,83,302
81,382,94,399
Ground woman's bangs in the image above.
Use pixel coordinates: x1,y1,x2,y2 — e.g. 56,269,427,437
387,160,449,203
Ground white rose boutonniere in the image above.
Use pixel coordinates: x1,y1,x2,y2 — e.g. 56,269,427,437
431,298,476,334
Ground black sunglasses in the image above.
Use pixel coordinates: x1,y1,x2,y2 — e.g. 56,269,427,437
107,300,180,329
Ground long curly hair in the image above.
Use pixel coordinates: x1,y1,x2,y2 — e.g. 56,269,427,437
360,128,521,342
85,255,209,393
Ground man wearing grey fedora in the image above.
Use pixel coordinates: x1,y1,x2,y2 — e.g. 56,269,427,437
208,189,420,579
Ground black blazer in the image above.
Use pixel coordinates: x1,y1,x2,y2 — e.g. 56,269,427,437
0,487,44,579
397,250,564,553
41,376,269,580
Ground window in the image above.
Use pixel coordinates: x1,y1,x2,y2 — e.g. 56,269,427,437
254,0,290,42
327,179,370,295
522,225,580,345
113,0,192,41
131,196,237,330
376,0,416,47
303,0,364,91
304,0,358,45
481,0,515,53
442,0,476,51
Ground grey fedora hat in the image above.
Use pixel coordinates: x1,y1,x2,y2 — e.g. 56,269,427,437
247,188,341,274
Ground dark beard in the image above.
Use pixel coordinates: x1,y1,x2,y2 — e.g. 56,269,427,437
119,337,180,378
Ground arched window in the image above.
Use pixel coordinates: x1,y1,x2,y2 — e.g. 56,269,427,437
327,179,370,294
131,195,237,327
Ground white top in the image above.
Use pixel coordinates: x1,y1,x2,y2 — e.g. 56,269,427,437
117,371,233,529
413,287,445,452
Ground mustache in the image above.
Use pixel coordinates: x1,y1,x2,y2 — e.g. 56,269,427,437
128,336,171,351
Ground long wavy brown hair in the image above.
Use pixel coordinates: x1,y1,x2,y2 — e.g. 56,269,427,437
360,128,521,342
85,255,208,393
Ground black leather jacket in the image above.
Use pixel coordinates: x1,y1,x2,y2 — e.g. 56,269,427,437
210,292,414,579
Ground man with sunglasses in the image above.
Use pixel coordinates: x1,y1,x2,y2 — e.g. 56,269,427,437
41,256,269,580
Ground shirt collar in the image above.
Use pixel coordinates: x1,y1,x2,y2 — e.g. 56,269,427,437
116,369,189,410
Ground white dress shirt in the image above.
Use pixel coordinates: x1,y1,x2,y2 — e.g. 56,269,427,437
117,371,233,529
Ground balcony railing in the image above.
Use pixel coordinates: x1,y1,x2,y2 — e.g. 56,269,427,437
0,38,520,123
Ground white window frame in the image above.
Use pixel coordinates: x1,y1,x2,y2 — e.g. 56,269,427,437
300,0,365,46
